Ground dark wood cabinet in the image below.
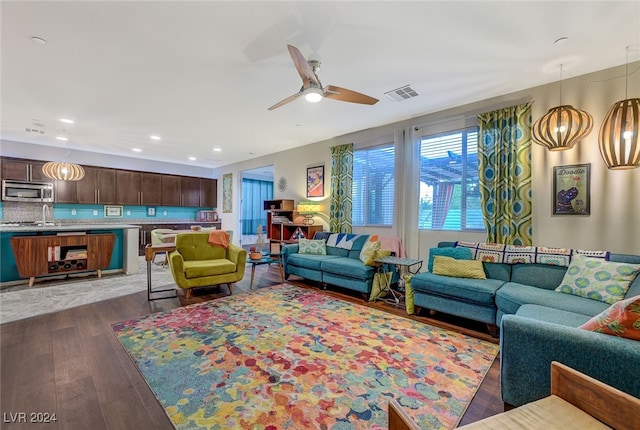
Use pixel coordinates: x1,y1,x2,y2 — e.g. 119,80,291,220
116,170,140,205
162,175,181,206
54,179,77,203
77,166,116,204
200,178,217,208
140,173,162,205
2,159,49,182
181,176,201,207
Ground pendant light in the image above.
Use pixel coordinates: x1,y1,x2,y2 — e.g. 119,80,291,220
598,47,640,170
42,130,85,181
532,65,594,151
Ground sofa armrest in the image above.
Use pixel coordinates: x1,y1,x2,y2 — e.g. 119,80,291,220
500,314,640,407
226,244,247,273
168,250,187,287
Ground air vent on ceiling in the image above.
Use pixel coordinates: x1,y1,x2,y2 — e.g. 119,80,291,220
25,127,45,135
384,85,419,102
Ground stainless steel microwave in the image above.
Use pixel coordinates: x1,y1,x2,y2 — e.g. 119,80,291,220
2,180,54,202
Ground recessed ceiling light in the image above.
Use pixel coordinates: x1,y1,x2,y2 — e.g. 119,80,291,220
213,147,222,152
188,156,196,161
132,148,142,152
59,118,74,124
150,135,161,140
31,36,47,45
56,136,68,141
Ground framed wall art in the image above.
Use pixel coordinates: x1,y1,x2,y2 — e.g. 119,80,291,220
552,163,590,215
222,173,233,213
104,205,123,218
306,165,324,198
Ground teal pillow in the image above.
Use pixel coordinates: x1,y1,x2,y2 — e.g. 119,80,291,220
428,247,472,272
298,238,326,255
555,255,640,304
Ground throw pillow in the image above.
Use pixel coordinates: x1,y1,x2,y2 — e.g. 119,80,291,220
360,240,381,266
555,255,640,305
428,247,473,272
432,256,487,279
298,238,327,255
579,295,640,341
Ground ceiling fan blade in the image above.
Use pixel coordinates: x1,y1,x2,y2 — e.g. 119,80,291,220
268,91,303,111
324,85,378,105
287,44,320,87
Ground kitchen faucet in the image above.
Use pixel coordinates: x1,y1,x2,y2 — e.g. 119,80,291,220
42,204,50,226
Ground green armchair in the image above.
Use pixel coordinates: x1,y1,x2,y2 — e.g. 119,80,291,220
168,232,247,298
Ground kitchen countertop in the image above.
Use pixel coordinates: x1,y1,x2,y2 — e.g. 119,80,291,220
0,223,141,233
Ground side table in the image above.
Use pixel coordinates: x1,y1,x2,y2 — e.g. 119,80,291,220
247,253,284,289
145,243,178,301
373,256,423,305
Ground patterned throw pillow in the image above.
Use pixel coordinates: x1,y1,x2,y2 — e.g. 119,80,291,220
359,240,381,266
298,238,326,255
432,256,487,280
579,295,640,340
555,255,640,305
428,247,472,272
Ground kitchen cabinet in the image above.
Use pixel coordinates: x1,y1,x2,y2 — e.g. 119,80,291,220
2,159,49,182
200,178,217,208
76,166,116,204
161,175,181,206
181,176,201,207
10,233,115,287
116,171,163,205
54,179,77,203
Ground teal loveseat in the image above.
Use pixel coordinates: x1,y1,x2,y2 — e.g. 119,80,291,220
282,232,385,297
411,241,640,407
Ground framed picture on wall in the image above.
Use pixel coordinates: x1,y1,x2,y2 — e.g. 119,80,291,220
552,163,590,215
306,165,324,198
104,205,123,218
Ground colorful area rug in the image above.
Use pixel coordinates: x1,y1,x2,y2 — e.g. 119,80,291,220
112,284,498,429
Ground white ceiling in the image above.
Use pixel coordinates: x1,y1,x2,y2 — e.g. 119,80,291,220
2,1,639,169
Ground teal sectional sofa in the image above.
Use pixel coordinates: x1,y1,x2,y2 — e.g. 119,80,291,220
282,232,384,297
411,241,640,407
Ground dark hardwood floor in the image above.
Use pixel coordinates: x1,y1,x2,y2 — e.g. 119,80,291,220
0,265,504,429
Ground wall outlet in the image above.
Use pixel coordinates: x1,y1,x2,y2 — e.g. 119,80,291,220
71,209,76,216
126,210,131,216
93,210,98,216
163,210,168,216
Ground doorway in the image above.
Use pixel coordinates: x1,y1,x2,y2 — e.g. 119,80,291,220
239,165,274,247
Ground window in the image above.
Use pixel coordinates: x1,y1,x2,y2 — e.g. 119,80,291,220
352,143,395,226
418,127,484,230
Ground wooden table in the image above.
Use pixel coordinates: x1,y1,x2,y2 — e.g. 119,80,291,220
144,243,178,301
247,253,284,289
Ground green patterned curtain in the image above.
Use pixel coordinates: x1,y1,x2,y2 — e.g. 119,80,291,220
329,143,353,233
477,102,532,245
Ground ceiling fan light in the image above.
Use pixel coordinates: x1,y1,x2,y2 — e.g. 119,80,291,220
42,161,85,181
598,98,640,170
304,87,323,103
531,105,593,151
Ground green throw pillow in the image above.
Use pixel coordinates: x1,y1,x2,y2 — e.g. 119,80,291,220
359,240,381,266
432,256,487,280
298,238,326,255
555,255,640,305
428,247,473,272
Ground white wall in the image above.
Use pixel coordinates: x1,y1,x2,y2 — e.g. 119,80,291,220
215,62,640,259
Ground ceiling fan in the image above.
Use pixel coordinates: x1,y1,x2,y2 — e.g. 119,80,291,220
268,44,379,111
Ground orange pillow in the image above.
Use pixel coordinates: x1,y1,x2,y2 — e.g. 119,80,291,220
579,295,640,341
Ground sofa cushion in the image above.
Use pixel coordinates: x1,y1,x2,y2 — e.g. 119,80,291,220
432,256,487,279
579,295,640,340
411,272,505,306
321,257,376,280
555,255,640,305
427,246,472,272
183,259,236,278
298,238,327,255
510,263,568,290
497,282,610,317
287,253,340,271
514,304,592,328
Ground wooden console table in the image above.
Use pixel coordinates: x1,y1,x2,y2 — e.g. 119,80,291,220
10,233,115,287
